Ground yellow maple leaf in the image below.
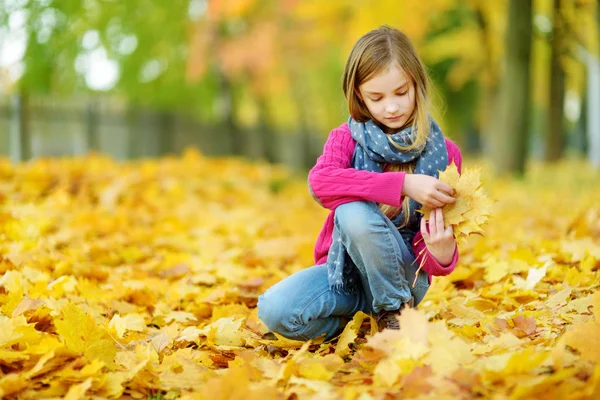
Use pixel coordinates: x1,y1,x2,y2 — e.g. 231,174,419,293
54,303,116,365
197,364,279,400
64,377,93,400
197,316,246,347
0,349,29,362
564,291,600,364
484,260,510,283
159,349,209,392
421,161,492,240
500,348,549,375
367,309,431,360
424,336,474,376
335,311,373,357
297,354,344,381
374,358,404,387
108,313,146,339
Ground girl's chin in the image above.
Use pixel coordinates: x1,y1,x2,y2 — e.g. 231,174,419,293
380,119,407,133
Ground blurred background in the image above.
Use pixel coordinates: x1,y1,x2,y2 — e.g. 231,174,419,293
0,0,599,175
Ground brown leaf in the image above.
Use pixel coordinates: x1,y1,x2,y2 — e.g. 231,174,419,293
512,315,537,338
12,297,44,317
157,263,190,280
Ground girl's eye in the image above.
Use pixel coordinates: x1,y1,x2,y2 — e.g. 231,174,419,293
369,90,407,102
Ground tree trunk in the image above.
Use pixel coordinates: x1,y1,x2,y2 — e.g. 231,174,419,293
299,122,315,170
546,0,566,161
292,88,314,170
216,69,244,156
157,111,174,156
288,66,316,170
574,92,587,155
256,96,277,163
474,6,499,156
126,106,141,159
86,99,100,152
490,0,533,176
9,93,31,163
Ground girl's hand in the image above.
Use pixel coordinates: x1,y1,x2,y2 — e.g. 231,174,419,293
420,208,456,266
403,174,455,208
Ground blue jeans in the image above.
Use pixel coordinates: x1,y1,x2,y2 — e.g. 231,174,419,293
257,201,430,341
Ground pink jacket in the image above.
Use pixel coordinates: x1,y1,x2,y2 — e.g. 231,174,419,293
307,122,463,283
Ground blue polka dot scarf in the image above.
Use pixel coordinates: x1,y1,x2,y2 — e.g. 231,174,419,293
325,116,449,294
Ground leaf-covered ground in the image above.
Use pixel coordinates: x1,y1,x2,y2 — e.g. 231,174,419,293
1,150,599,399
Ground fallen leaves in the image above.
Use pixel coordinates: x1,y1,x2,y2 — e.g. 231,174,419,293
564,292,600,364
54,302,117,365
0,153,599,398
108,313,146,339
421,161,493,241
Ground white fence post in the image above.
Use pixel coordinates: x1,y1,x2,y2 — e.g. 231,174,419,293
587,54,600,168
577,47,600,168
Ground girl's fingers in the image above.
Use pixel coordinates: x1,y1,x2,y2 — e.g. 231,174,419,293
420,217,429,240
427,198,444,209
436,208,445,233
429,209,437,236
433,191,455,204
436,182,455,196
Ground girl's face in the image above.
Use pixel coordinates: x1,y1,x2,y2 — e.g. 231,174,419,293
358,64,416,134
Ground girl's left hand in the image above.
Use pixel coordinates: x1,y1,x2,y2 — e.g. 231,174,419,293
420,208,456,266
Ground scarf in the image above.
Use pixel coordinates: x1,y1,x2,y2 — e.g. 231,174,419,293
326,116,448,294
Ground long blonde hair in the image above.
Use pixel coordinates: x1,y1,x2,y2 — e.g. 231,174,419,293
342,25,433,227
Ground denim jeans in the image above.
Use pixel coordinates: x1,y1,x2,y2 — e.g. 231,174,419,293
257,201,430,341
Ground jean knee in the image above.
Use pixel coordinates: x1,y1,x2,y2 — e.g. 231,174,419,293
335,201,387,244
334,201,381,240
257,292,298,334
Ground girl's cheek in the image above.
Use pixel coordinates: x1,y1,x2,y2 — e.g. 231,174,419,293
369,103,382,116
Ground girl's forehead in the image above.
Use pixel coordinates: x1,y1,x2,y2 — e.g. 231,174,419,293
360,64,410,92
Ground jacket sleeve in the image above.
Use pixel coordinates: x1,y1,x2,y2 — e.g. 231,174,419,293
307,126,406,210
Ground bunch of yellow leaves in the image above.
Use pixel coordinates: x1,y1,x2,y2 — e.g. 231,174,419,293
421,161,493,242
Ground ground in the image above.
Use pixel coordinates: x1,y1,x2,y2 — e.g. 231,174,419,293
0,150,599,399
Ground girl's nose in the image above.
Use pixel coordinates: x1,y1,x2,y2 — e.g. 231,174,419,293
385,103,399,113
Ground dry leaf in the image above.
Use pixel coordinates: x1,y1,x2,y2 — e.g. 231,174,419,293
421,161,493,240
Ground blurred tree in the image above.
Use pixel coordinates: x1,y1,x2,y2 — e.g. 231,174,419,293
279,0,353,166
1,0,206,158
491,0,533,175
546,0,566,161
592,0,600,167
419,0,506,151
3,0,598,167
542,0,597,161
8,94,31,163
85,99,99,151
187,0,285,159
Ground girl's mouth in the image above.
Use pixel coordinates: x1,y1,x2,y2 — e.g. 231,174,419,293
386,115,402,122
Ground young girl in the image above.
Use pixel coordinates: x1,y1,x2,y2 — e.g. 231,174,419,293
258,25,462,341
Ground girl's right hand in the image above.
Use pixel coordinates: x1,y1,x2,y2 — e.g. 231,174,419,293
402,174,455,208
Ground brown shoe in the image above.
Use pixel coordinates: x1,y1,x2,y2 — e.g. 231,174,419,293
376,297,415,331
